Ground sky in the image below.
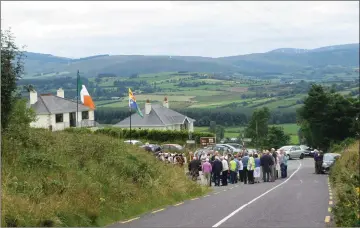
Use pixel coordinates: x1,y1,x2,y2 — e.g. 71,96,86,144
1,1,359,58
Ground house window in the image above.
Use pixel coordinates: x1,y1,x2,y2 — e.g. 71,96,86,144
82,111,89,120
55,114,63,123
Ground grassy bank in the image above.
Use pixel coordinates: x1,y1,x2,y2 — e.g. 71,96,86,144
329,139,360,227
1,129,208,227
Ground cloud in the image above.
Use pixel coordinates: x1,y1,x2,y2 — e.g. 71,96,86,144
1,1,359,58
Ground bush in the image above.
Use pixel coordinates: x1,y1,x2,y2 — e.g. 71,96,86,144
1,129,208,227
329,140,360,227
95,127,214,144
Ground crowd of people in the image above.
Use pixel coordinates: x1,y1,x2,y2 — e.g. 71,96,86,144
188,148,289,186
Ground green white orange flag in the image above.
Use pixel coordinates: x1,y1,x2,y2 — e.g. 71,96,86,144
77,75,95,110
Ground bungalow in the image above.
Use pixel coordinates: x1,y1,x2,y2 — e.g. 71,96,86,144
113,97,195,132
28,88,97,131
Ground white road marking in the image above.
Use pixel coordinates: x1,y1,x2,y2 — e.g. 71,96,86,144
152,208,165,214
121,217,140,223
212,161,302,227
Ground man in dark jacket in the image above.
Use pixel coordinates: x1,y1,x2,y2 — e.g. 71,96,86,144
188,156,201,179
212,156,223,186
260,151,274,182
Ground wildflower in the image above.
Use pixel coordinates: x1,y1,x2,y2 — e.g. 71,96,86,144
100,197,105,202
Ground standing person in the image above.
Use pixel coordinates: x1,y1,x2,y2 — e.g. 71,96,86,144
238,156,244,182
314,149,321,174
212,156,223,186
188,156,201,181
283,151,288,178
269,149,276,182
247,154,255,184
234,155,240,183
254,154,261,183
242,153,249,184
202,158,212,186
271,148,278,180
260,151,273,182
221,156,229,186
229,157,237,184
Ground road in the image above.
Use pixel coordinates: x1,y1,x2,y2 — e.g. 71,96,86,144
110,158,331,228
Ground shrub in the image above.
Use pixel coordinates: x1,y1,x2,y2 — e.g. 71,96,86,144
95,127,214,144
329,140,360,227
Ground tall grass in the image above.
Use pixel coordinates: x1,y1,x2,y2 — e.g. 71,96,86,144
1,129,208,227
329,140,360,227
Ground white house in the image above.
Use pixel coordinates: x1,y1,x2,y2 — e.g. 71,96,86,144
113,97,195,132
28,88,96,131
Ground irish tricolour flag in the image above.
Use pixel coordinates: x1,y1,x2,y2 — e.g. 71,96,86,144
77,73,95,110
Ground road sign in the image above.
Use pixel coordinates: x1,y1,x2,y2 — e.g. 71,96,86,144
243,138,252,142
186,140,195,144
200,137,216,146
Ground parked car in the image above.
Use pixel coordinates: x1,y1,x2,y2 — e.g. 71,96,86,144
300,145,312,156
279,145,305,160
140,144,161,153
244,148,257,155
216,144,241,153
227,143,243,150
161,144,184,153
322,153,341,174
124,140,143,146
209,145,228,155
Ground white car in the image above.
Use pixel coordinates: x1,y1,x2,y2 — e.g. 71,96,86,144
279,145,305,160
216,144,241,153
124,140,143,146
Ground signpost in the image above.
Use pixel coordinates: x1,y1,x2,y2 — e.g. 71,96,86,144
200,137,216,146
186,140,195,144
243,138,252,142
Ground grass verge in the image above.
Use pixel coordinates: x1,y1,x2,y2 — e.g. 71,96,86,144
329,139,360,227
1,128,208,227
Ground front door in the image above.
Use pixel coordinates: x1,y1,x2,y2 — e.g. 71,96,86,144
70,112,76,127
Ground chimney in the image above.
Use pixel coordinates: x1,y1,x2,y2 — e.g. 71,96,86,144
145,99,151,115
30,90,38,105
163,96,169,108
57,88,64,98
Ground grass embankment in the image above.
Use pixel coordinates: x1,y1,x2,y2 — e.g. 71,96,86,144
1,129,208,227
329,139,360,227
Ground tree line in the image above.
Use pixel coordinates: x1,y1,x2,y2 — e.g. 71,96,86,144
94,107,297,126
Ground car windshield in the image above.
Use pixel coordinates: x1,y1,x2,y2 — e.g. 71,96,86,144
300,145,309,150
324,154,335,161
280,146,292,150
174,145,183,150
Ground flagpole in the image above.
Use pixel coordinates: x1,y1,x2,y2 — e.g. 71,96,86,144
129,106,132,144
76,70,79,127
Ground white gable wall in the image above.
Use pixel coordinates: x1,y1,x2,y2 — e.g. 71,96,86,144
30,110,95,131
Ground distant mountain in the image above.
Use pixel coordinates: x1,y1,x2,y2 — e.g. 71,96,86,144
22,43,359,78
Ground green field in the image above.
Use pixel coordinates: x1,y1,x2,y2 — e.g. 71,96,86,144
195,123,300,144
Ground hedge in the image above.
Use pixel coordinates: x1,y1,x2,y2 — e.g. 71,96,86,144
329,140,360,227
94,127,214,143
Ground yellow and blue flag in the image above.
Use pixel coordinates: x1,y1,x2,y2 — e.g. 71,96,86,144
129,88,144,118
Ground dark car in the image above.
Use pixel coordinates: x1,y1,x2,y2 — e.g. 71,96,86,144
322,153,341,174
141,144,161,153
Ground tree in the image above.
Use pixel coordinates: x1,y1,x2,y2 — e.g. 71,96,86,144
265,126,290,149
297,84,359,150
1,28,25,130
245,107,271,147
216,125,225,142
209,121,216,133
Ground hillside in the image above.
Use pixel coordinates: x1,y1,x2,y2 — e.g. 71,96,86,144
22,43,359,78
1,128,207,226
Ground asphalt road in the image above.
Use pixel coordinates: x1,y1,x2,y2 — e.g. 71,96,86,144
110,158,330,228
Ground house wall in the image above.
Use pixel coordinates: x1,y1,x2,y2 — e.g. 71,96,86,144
30,110,95,131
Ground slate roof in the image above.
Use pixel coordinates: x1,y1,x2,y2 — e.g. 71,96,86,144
28,94,92,114
113,104,195,127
